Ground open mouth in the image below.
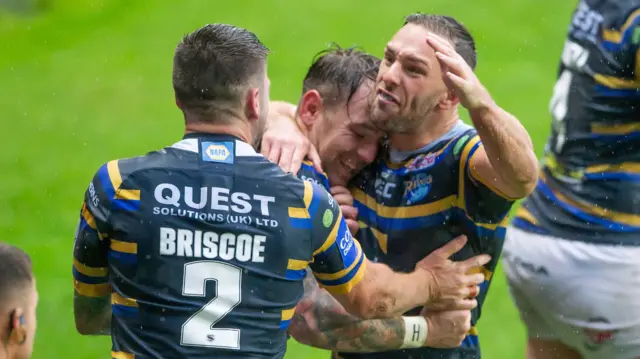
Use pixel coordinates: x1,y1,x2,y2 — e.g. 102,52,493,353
376,89,399,105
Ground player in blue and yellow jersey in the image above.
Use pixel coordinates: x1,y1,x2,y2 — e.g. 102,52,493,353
263,13,539,359
71,23,490,359
503,1,640,358
265,45,482,351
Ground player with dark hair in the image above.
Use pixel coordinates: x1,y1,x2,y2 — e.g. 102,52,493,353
503,1,640,358
268,45,478,351
264,13,539,358
0,242,37,359
71,23,490,359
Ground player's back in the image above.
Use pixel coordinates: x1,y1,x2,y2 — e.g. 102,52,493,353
513,0,640,244
94,134,325,358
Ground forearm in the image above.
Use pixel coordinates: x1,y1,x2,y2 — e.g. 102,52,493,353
468,102,539,197
73,292,112,335
343,261,431,319
290,272,406,352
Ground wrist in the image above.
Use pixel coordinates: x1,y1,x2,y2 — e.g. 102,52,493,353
400,316,428,348
468,98,498,122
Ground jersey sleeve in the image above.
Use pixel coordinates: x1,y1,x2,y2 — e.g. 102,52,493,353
456,134,514,249
72,163,114,298
303,181,366,295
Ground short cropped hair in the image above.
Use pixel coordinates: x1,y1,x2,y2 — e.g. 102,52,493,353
302,44,380,109
172,24,269,120
0,243,33,309
404,13,477,70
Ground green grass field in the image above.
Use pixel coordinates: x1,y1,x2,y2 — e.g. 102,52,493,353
0,1,576,358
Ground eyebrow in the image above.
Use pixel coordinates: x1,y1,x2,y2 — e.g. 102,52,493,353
385,44,430,68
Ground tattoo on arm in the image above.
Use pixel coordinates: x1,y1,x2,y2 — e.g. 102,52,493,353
73,292,112,336
290,269,406,352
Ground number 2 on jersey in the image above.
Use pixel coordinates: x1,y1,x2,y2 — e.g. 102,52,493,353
181,261,242,349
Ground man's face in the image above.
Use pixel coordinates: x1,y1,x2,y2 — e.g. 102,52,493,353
312,81,383,186
370,24,450,133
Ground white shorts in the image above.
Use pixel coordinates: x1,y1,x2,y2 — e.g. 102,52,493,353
503,226,640,359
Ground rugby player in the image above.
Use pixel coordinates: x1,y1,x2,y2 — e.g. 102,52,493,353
0,242,38,359
503,1,640,358
263,13,539,358
71,23,490,359
267,45,481,350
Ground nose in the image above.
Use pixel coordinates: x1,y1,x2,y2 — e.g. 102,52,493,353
357,141,379,166
381,61,401,88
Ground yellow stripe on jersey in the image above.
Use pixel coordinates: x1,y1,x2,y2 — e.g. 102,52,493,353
468,326,478,336
81,202,97,230
312,210,343,257
457,136,481,211
281,308,295,321
74,281,111,297
302,160,329,177
111,292,138,307
287,181,314,219
591,122,640,135
541,172,640,226
585,162,640,174
287,258,309,270
111,351,135,359
107,160,141,201
110,240,138,254
516,206,539,225
288,207,309,219
352,188,457,219
359,221,388,253
602,8,640,43
73,259,108,277
313,244,364,281
320,244,367,295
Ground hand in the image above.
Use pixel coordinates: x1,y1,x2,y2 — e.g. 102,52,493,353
422,309,472,348
261,101,323,174
330,186,359,235
426,34,494,112
416,235,490,310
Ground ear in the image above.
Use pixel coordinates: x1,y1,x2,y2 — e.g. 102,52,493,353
9,308,26,345
438,89,459,111
298,90,323,128
245,87,260,122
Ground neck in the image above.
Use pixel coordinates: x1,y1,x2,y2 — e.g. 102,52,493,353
185,121,252,144
388,109,459,152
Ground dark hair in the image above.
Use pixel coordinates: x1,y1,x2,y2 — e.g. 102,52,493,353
172,23,269,121
302,44,380,109
404,13,477,70
0,243,33,309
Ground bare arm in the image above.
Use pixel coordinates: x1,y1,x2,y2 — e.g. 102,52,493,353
290,270,406,352
468,104,539,199
427,34,538,199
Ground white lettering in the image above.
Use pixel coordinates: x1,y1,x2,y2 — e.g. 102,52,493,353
159,228,266,263
153,184,275,216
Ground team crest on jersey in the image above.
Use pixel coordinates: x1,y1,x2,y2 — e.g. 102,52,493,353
403,173,432,204
405,153,436,173
201,141,234,164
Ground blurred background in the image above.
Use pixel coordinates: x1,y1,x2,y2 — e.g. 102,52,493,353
0,0,575,358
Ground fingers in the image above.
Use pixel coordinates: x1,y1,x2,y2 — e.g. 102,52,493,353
459,254,492,272
463,273,486,287
340,204,358,220
435,52,464,75
278,145,294,173
330,186,354,207
346,219,359,236
260,137,272,158
267,145,282,165
290,143,307,175
426,34,456,56
452,298,477,311
308,144,323,174
466,285,481,299
431,235,467,258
